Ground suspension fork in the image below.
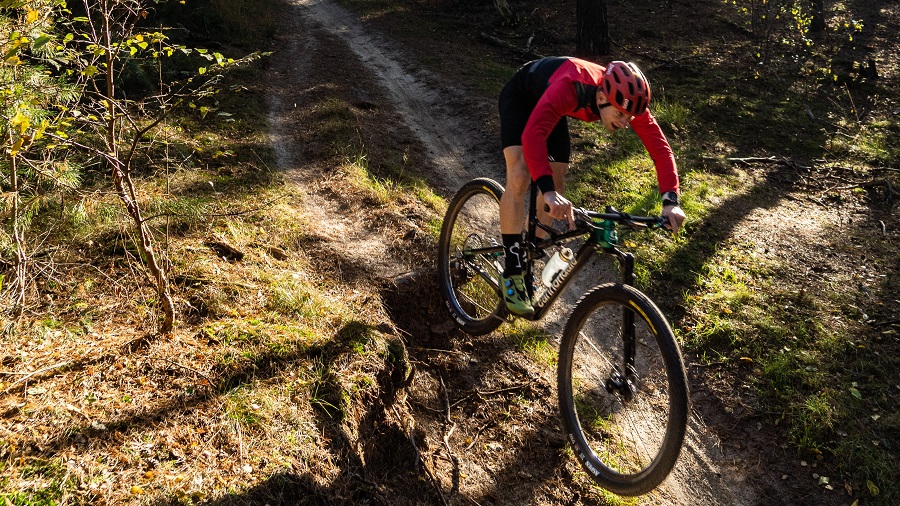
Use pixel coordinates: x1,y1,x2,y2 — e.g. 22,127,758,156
613,248,639,384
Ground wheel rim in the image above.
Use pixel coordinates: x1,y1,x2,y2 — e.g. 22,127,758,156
444,191,503,325
567,299,675,480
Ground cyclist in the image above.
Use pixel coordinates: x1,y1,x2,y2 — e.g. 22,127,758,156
498,56,685,316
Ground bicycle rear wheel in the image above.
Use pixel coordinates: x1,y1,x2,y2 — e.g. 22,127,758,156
557,283,688,496
437,178,507,335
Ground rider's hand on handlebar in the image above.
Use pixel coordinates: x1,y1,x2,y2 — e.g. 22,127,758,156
662,205,686,235
543,191,575,230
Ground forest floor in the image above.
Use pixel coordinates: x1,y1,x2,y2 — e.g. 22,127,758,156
1,0,897,504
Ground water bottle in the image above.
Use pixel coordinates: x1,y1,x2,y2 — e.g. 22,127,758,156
541,247,573,287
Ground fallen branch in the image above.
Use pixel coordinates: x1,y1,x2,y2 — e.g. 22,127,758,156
152,355,217,391
464,419,497,450
859,179,895,205
477,32,542,60
613,38,704,68
724,156,896,205
440,376,460,496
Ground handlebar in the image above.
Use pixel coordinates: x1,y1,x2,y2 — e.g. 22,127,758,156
575,207,671,231
542,204,671,232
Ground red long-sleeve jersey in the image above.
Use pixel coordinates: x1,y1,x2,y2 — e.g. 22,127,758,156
522,58,679,194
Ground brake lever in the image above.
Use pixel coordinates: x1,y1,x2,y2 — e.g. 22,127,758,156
573,208,598,230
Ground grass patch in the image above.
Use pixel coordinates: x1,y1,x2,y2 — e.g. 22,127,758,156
502,320,557,366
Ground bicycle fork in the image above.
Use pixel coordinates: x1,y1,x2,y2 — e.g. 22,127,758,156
606,248,639,401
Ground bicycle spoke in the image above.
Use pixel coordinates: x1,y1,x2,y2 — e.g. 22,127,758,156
558,285,688,495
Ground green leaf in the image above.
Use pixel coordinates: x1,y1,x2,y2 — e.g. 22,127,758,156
0,1,29,10
33,35,52,50
198,67,207,75
82,65,99,77
849,387,862,399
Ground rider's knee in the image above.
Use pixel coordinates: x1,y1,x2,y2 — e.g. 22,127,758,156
505,171,531,196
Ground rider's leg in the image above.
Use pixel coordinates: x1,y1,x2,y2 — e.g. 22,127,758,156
498,145,536,315
500,145,529,276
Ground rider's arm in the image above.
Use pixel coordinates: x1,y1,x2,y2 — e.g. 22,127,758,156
630,110,679,195
521,82,575,194
631,112,685,233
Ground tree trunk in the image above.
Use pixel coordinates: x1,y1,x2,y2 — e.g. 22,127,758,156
110,160,176,333
8,134,26,318
576,0,610,58
810,0,826,33
102,0,175,333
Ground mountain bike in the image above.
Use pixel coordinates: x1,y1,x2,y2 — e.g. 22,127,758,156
437,177,689,496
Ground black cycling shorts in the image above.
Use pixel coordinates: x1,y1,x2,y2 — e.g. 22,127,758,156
498,59,571,164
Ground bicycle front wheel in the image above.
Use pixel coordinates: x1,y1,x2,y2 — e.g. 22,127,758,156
437,178,507,335
558,283,688,496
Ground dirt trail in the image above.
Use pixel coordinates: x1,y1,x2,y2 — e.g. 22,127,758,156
266,0,766,504
296,0,499,192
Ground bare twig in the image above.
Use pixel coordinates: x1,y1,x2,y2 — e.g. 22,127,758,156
439,376,460,495
450,383,531,409
151,355,216,390
464,419,497,450
393,404,449,506
1,361,71,394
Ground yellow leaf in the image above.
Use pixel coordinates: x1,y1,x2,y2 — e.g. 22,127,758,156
10,138,24,157
26,9,39,24
11,111,27,126
131,485,144,495
6,55,21,65
867,480,879,496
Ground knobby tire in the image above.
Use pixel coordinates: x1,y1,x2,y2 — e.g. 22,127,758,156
557,283,689,496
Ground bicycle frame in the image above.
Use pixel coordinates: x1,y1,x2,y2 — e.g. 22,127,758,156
520,183,637,322
456,182,657,327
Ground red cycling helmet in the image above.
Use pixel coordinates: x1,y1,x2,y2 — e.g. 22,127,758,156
601,61,651,116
